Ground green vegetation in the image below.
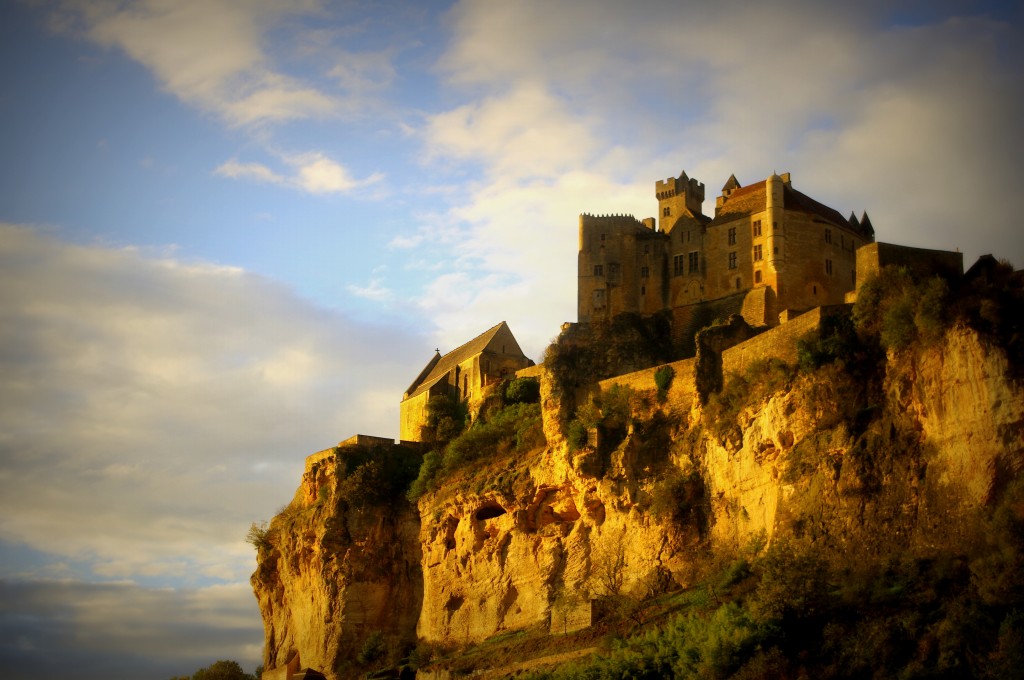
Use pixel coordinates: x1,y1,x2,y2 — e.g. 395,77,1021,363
654,365,675,401
566,384,634,455
169,659,261,680
545,312,677,397
333,443,421,511
505,376,541,404
853,267,949,351
408,384,546,501
852,261,1024,367
421,394,469,444
245,520,272,552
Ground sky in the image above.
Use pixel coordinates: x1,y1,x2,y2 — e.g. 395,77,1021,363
1,1,1022,678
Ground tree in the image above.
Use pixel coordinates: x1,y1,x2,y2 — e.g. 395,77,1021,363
191,659,254,680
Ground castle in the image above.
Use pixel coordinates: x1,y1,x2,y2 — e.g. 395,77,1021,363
394,168,965,443
578,170,877,332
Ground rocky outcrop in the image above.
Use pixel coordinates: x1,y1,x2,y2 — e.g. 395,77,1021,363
251,447,422,679
253,325,1024,678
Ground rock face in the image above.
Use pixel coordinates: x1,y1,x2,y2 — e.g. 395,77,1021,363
251,447,422,678
252,326,1024,679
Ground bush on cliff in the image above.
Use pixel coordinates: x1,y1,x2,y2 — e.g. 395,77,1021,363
545,312,677,397
407,401,545,500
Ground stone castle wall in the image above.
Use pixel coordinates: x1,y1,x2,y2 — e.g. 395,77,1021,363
598,356,699,411
720,305,849,374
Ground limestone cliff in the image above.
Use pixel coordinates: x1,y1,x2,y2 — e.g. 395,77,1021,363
251,445,422,678
253,325,1023,678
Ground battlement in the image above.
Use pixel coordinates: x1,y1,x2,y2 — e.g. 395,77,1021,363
579,213,649,226
655,172,706,203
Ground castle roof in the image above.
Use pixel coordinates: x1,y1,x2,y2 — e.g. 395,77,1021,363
402,321,525,400
710,179,868,236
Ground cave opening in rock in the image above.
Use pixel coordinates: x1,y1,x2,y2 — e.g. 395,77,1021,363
475,504,507,521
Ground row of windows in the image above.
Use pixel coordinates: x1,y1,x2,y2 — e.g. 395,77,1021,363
595,254,847,281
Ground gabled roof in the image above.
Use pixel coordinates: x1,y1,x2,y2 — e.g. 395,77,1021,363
402,322,524,400
722,174,741,192
709,178,865,234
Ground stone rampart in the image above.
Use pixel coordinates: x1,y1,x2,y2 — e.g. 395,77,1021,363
721,305,849,374
598,357,698,412
516,364,546,379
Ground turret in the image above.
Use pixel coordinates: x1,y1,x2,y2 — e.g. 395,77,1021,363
655,170,705,232
766,172,785,270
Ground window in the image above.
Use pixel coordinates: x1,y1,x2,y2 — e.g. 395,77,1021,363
600,233,606,242
641,285,646,295
641,266,649,278
594,264,604,276
688,251,699,274
728,252,737,269
753,220,762,237
825,228,832,244
728,227,736,245
735,277,741,290
753,244,763,261
755,270,762,284
825,259,833,276
673,254,685,276
663,206,671,216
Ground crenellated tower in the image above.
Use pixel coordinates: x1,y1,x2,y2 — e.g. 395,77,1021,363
656,171,706,233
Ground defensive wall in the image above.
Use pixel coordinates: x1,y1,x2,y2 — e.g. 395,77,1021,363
516,364,547,380
721,305,850,375
854,242,964,297
597,356,699,409
595,304,851,409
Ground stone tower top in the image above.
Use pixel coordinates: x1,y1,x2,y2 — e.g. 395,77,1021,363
655,170,706,231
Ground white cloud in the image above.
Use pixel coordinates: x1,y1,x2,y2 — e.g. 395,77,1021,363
214,159,285,184
0,225,422,585
347,278,393,303
63,0,331,127
291,151,385,194
215,152,384,194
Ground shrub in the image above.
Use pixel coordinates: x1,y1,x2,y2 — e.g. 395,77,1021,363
654,365,675,400
410,402,546,497
566,419,588,451
505,376,540,404
245,521,273,552
544,312,677,396
190,660,254,680
357,631,387,665
853,266,952,352
421,394,468,444
650,468,707,530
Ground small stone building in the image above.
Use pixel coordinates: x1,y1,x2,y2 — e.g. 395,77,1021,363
399,321,534,442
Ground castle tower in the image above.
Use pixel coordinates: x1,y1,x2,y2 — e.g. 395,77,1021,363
763,172,786,296
655,171,705,233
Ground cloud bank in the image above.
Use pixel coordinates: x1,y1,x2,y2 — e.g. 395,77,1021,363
0,224,420,581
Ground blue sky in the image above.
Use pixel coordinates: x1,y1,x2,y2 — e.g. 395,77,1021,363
1,1,1022,678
